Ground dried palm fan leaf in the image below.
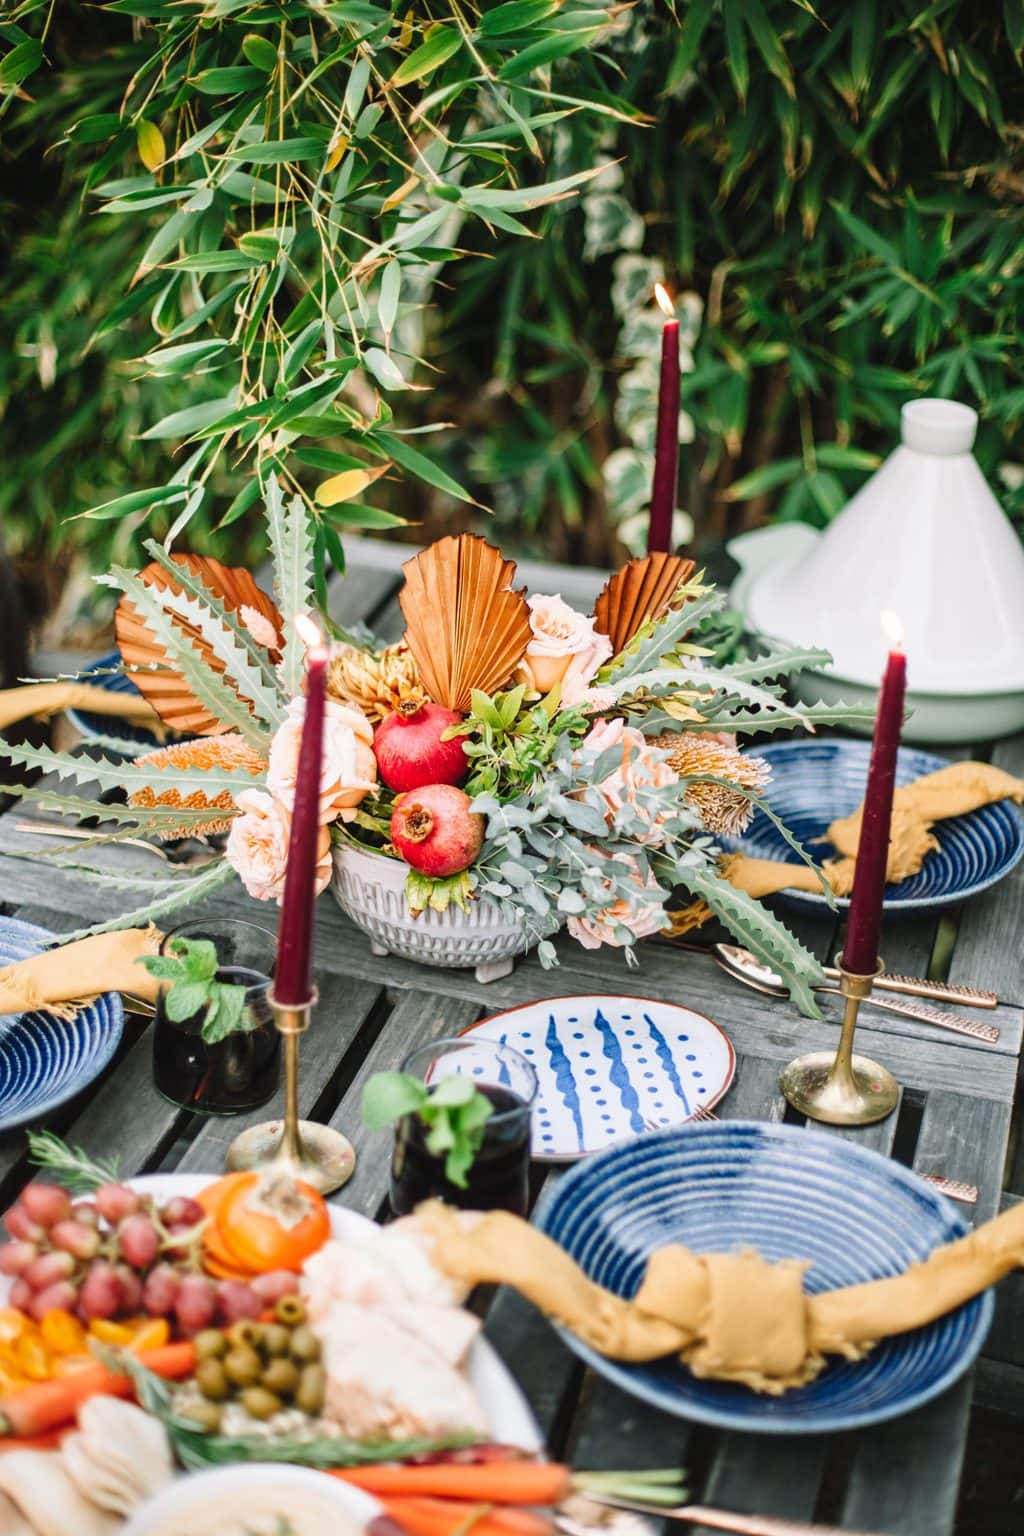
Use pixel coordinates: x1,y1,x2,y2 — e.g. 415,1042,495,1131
115,554,283,736
592,553,696,656
399,535,531,711
129,734,266,838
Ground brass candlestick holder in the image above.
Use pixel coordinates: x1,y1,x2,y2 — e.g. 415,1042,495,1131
226,989,355,1194
780,956,899,1126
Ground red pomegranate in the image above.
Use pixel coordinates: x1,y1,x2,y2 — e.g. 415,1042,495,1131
391,785,484,878
373,699,468,794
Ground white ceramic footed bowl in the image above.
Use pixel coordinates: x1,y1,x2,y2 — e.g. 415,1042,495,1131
330,843,539,983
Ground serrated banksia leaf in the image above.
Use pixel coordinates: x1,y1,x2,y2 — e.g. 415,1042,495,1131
116,554,282,736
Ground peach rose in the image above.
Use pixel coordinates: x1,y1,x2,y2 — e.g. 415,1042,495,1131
267,697,377,824
515,594,612,703
581,716,677,840
225,789,331,903
567,857,667,951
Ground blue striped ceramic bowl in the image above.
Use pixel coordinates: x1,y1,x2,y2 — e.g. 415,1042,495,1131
535,1121,992,1433
66,650,162,755
0,918,124,1132
723,739,1024,913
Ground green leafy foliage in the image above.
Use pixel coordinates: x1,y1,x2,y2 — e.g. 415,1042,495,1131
140,935,259,1045
361,1070,494,1188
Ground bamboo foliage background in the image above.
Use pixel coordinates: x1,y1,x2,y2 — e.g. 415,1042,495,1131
1,0,1023,613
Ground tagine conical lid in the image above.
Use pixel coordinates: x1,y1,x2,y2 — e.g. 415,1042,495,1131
740,399,1024,694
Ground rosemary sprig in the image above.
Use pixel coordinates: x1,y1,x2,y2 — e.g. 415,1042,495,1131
27,1130,121,1194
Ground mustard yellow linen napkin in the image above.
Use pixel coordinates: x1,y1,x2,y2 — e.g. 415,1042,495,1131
669,760,1024,923
416,1198,1024,1395
0,682,163,735
0,929,163,1019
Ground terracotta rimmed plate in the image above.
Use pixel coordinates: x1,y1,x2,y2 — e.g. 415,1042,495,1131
460,994,735,1162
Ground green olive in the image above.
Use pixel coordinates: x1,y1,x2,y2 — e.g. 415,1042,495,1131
240,1386,282,1421
294,1362,326,1416
193,1329,228,1361
181,1399,223,1434
261,1357,299,1397
227,1319,262,1351
195,1359,230,1402
223,1345,262,1388
261,1323,291,1358
288,1326,321,1364
275,1295,306,1327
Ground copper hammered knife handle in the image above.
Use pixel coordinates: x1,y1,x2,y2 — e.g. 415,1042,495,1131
823,966,997,1008
676,1507,881,1536
862,993,1000,1044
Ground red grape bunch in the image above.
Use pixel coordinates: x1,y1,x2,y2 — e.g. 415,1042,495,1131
0,1181,289,1333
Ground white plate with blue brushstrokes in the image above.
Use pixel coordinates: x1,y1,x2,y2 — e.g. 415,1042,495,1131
460,995,735,1162
0,917,124,1133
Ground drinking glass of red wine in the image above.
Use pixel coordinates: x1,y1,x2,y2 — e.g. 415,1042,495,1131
152,918,280,1116
389,1037,537,1218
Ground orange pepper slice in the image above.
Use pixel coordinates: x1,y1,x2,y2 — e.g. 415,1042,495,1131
40,1310,87,1356
129,1318,170,1352
88,1320,136,1347
15,1334,53,1381
0,1308,29,1344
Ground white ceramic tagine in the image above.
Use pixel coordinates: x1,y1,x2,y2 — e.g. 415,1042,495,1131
729,399,1024,743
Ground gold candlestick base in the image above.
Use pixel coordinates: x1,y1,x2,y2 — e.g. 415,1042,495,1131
225,990,355,1195
781,958,899,1126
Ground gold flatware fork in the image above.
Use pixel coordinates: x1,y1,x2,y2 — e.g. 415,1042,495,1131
641,1110,978,1203
571,1491,883,1536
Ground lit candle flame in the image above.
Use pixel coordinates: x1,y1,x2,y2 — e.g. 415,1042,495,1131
654,283,676,318
294,613,323,650
881,609,904,650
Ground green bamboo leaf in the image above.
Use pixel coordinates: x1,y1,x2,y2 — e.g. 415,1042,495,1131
498,27,603,78
325,503,406,529
389,27,462,88
191,66,265,94
741,0,793,96
68,113,122,143
225,138,328,164
479,0,560,34
723,458,802,501
667,0,713,87
242,32,278,71
829,201,900,267
166,250,263,273
378,260,401,339
216,477,263,531
80,485,189,522
369,430,478,504
722,0,749,106
141,395,238,440
0,39,42,88
141,339,230,374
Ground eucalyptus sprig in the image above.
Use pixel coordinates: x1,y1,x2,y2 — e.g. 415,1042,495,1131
141,937,259,1045
446,685,589,797
361,1071,494,1189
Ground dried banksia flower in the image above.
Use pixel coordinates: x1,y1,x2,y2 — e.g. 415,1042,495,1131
130,733,267,838
654,732,771,838
326,641,422,722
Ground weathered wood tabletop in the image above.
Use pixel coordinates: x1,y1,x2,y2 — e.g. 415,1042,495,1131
1,538,1022,1536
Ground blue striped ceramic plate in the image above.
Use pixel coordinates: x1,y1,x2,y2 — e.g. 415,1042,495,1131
0,918,124,1132
723,739,1024,913
535,1121,992,1433
66,650,162,754
461,996,734,1161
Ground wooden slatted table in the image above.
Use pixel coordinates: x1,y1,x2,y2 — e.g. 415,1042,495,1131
0,538,1020,1536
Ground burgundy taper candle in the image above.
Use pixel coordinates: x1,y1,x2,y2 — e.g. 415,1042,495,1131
648,284,680,555
274,617,328,1006
841,615,907,975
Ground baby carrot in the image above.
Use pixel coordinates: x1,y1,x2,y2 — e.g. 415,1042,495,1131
0,1341,196,1437
333,1464,572,1506
372,1496,553,1536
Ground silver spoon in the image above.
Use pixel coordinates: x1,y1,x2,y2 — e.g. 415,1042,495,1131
671,938,996,1008
714,944,1000,1045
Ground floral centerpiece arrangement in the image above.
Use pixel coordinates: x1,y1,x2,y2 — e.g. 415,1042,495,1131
0,479,863,1014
